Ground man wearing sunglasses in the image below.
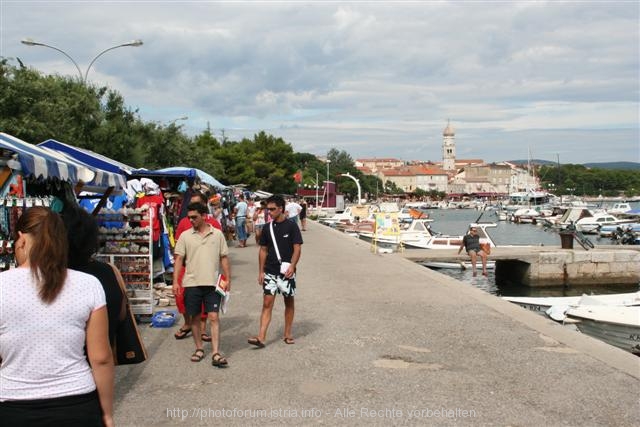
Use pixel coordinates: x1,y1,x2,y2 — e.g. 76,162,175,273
173,202,231,367
248,195,303,348
457,227,488,277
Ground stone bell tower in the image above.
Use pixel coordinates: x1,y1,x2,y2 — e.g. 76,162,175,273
442,119,456,171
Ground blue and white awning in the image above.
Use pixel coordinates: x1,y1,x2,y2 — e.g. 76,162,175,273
0,132,94,183
131,166,227,189
38,139,129,190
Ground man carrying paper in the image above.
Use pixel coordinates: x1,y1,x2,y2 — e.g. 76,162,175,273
248,195,303,348
173,202,231,367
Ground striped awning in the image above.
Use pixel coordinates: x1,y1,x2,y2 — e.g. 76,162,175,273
38,139,129,191
0,132,95,183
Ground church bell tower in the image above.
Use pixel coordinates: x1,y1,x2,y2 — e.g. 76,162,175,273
442,119,456,171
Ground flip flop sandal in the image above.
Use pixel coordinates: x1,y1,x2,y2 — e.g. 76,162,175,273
211,352,228,367
174,327,192,340
247,337,265,348
190,349,205,362
201,333,212,342
283,337,295,345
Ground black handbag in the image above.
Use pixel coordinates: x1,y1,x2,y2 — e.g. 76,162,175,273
110,264,148,365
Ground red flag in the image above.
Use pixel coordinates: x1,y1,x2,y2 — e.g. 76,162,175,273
293,170,302,183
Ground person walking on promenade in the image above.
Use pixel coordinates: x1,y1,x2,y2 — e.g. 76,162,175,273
246,198,256,235
299,199,308,231
62,206,124,348
234,194,248,248
173,202,231,367
457,226,488,277
284,198,302,229
0,207,114,426
248,195,303,348
253,200,268,245
173,193,222,342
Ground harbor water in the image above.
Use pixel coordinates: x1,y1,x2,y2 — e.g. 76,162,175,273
417,208,640,297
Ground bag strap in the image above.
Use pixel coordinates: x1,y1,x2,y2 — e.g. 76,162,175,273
109,263,128,323
269,222,282,264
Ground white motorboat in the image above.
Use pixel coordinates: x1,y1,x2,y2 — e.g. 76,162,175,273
421,260,496,270
510,208,541,224
575,213,627,234
357,218,434,247
566,305,640,355
502,292,640,315
608,202,632,215
320,204,374,226
403,222,498,250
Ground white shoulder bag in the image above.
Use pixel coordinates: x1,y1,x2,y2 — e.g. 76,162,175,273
269,222,291,275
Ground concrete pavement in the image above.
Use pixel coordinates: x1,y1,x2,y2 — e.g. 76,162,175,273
114,220,640,426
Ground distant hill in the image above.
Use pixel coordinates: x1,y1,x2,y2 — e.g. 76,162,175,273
508,160,640,170
583,162,640,170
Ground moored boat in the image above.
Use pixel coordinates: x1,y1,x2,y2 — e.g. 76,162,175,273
502,292,640,314
575,213,629,234
566,305,640,355
403,222,497,249
421,260,496,270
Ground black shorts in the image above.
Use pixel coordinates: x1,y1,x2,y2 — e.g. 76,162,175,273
184,286,221,315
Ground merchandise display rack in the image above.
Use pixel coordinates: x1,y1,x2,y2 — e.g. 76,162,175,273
95,206,154,315
0,197,54,271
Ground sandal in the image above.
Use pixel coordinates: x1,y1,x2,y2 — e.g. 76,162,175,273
283,337,295,345
190,349,205,362
247,337,265,348
211,352,228,367
201,333,212,342
174,327,192,340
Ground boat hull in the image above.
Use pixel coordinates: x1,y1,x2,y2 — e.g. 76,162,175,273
566,305,640,355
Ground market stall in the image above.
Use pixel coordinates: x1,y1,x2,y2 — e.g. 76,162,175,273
0,133,102,270
37,138,155,315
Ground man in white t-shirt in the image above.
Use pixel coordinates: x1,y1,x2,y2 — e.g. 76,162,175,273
285,199,302,228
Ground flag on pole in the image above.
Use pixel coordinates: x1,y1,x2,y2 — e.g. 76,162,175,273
293,170,302,183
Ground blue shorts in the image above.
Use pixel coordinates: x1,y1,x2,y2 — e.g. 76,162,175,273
262,272,296,297
184,286,221,315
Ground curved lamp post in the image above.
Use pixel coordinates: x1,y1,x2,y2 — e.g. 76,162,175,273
340,172,362,206
21,38,143,84
167,116,188,125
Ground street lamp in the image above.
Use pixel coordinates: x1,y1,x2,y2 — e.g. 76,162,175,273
340,173,362,205
167,116,188,125
21,38,143,84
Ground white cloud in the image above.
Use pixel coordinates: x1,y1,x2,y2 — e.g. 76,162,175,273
1,1,638,164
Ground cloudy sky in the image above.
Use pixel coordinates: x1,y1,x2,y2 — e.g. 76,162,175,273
2,1,638,164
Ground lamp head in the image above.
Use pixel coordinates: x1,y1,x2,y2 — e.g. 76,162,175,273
21,38,40,46
126,39,144,47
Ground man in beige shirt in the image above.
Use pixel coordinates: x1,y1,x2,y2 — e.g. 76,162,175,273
173,202,231,367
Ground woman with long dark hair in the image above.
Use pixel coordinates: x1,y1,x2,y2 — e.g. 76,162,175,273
0,207,114,426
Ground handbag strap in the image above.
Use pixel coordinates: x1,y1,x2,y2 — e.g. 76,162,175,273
109,263,129,322
269,222,282,263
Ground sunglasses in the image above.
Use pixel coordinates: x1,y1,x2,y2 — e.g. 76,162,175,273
267,207,278,211
188,215,200,220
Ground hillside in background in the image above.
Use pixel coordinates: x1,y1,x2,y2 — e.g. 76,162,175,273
508,160,640,170
582,162,640,170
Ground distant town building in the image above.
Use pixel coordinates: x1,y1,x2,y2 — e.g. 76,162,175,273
379,165,448,193
355,158,404,174
351,122,538,198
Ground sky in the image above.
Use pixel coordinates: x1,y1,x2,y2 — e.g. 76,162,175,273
1,1,639,165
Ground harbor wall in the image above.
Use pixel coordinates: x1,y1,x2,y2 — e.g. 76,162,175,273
497,249,640,286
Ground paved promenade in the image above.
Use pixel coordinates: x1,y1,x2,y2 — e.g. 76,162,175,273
114,221,640,426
